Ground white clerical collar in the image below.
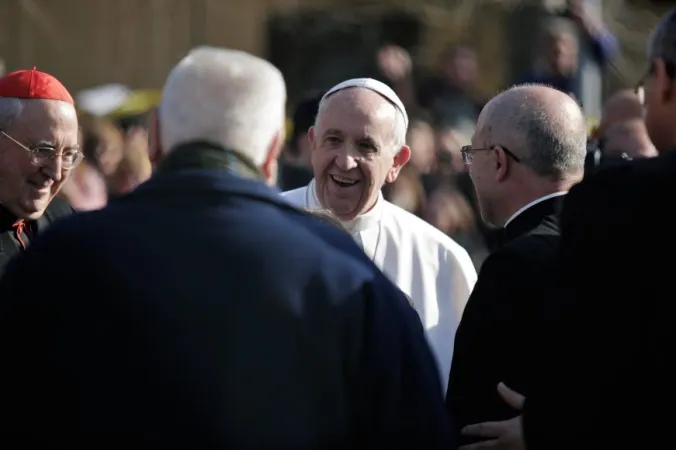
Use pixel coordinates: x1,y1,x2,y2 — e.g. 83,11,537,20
504,191,567,227
307,179,384,233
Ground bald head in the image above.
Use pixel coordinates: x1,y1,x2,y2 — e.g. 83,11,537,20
598,89,643,135
603,119,657,159
477,84,587,179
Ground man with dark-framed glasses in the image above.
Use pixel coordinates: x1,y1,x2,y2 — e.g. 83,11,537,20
458,9,676,450
0,68,80,276
446,84,586,448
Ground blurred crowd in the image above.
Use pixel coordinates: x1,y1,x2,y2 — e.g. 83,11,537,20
63,0,632,271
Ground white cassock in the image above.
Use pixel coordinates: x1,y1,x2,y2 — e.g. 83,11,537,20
282,180,478,394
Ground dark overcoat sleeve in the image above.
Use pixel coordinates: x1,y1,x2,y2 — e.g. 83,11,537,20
522,172,638,450
446,249,533,444
348,268,455,449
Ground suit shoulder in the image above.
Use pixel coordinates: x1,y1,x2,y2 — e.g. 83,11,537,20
44,197,74,221
576,153,671,198
501,227,560,264
481,245,534,274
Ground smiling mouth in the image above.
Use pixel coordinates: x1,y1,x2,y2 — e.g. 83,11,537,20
28,181,51,191
330,174,359,187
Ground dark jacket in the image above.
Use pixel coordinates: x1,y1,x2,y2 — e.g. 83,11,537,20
446,196,564,445
523,151,676,450
0,143,452,449
0,196,73,278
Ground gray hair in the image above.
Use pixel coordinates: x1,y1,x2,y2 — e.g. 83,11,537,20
648,9,676,69
484,84,587,179
315,89,408,153
159,46,287,165
0,97,25,131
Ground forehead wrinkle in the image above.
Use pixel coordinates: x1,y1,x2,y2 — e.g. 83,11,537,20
317,89,396,145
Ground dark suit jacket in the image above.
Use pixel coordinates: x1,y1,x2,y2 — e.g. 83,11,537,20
0,196,73,278
446,196,564,444
0,148,451,449
523,152,676,449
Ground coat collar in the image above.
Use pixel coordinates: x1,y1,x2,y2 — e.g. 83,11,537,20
501,195,565,244
154,141,265,182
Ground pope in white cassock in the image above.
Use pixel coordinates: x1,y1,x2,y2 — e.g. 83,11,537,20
282,78,478,393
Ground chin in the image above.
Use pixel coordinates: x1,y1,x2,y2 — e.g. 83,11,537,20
327,202,359,220
20,200,50,220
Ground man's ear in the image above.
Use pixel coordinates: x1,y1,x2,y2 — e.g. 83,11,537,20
148,108,163,164
261,129,284,186
654,58,675,103
308,126,316,148
385,145,411,183
494,145,510,183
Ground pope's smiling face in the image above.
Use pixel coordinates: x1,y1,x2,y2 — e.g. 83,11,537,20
309,88,410,221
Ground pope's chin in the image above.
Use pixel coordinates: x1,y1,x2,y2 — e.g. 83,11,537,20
321,177,365,221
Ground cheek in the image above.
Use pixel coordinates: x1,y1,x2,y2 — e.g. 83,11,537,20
311,148,331,172
0,155,29,185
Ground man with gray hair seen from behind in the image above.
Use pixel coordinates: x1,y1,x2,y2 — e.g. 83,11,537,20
283,77,478,394
0,47,452,448
446,84,586,446
456,9,676,450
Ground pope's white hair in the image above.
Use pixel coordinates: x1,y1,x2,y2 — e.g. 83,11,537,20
158,46,286,165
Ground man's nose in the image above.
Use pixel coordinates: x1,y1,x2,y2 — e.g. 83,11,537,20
41,155,65,182
334,147,359,171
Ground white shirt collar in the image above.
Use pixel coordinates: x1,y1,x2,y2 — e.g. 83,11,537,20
504,191,567,227
307,179,384,233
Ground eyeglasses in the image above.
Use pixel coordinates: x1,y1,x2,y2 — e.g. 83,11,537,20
1,130,83,169
460,144,522,165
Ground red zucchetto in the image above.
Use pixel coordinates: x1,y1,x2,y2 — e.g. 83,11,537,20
0,67,73,104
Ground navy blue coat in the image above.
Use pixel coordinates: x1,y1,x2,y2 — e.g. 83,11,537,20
0,166,452,448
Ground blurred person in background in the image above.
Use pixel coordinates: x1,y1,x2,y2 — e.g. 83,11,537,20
108,88,161,134
405,112,437,176
0,68,80,276
58,161,108,211
278,93,320,190
431,126,502,252
283,77,477,394
600,118,657,160
109,126,152,196
382,164,426,217
79,115,126,184
0,47,452,448
592,88,644,140
518,0,618,103
449,84,586,447
377,43,483,131
423,184,488,269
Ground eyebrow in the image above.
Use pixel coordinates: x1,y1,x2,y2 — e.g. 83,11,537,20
322,128,343,137
357,135,378,146
30,140,80,150
31,140,56,148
